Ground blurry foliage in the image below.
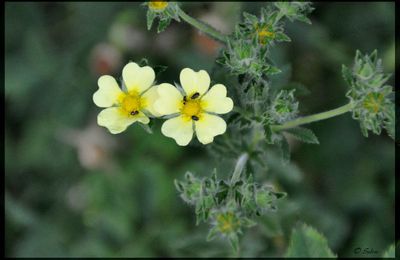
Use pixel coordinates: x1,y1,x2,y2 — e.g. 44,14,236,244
5,2,395,257
285,223,336,257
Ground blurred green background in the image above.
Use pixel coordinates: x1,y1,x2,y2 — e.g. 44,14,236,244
5,2,395,257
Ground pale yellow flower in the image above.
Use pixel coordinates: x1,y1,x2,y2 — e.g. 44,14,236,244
93,62,160,134
154,68,234,146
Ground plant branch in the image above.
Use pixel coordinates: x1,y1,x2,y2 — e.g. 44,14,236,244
177,7,228,44
271,103,353,131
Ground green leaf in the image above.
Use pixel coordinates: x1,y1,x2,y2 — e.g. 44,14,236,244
295,15,312,25
384,103,395,140
228,234,240,254
266,66,282,75
284,127,319,144
286,223,336,258
382,243,396,258
206,226,219,242
146,10,156,30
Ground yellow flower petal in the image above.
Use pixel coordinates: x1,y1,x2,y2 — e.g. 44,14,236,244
154,83,183,115
161,115,194,146
122,62,155,94
93,75,123,108
201,84,234,114
97,107,149,134
180,68,210,96
141,85,162,117
194,114,227,144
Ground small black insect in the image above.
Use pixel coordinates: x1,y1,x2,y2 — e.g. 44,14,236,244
191,115,199,121
191,92,200,99
130,111,139,116
183,96,187,104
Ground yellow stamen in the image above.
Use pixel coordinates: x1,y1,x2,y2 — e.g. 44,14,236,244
181,99,202,121
363,92,384,114
216,212,238,233
255,24,275,45
119,93,142,116
148,0,168,11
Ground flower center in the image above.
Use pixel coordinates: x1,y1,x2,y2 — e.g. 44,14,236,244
181,92,202,121
182,100,201,118
256,24,275,45
120,93,141,116
216,212,238,234
148,0,168,11
363,92,384,113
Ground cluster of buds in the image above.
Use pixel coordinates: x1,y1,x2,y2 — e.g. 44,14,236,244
218,2,313,86
207,201,253,253
218,35,281,84
145,1,180,33
343,50,395,138
175,169,285,251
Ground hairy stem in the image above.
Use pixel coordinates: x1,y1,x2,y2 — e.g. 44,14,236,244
271,103,353,131
177,7,228,44
231,153,249,184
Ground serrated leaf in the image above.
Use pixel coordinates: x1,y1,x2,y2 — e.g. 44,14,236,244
286,223,336,258
384,104,395,140
284,127,319,144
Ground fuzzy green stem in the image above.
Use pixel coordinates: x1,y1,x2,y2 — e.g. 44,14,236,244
271,103,353,131
177,7,228,44
231,153,249,184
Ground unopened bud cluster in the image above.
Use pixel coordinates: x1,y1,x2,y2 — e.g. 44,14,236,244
175,170,285,251
343,50,394,138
